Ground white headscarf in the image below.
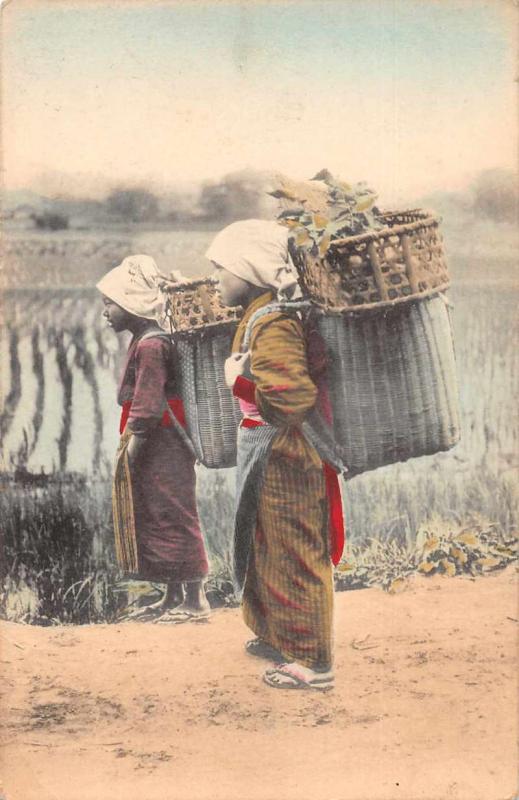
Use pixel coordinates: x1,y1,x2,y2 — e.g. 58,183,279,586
96,254,168,327
205,219,301,300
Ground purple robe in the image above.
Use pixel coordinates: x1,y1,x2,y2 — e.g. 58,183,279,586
115,331,209,583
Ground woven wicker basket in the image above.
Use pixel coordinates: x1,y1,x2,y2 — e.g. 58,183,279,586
319,293,460,475
163,276,242,333
162,223,458,472
164,278,242,468
290,210,449,312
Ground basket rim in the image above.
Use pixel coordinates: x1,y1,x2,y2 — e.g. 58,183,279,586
161,275,217,293
327,209,440,249
172,318,242,337
308,283,451,314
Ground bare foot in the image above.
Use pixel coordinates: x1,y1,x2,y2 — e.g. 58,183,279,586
152,578,211,624
182,580,210,615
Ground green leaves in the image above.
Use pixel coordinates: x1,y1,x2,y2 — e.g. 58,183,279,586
414,517,518,578
334,537,416,592
336,515,518,593
275,168,383,257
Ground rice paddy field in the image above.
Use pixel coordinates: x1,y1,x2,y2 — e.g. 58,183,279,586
1,223,517,622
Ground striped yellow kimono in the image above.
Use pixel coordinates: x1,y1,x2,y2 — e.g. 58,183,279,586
232,292,334,670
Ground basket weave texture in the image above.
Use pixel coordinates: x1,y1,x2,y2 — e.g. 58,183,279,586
291,210,449,312
176,329,242,468
163,278,242,467
164,277,242,333
320,293,460,475
162,217,457,472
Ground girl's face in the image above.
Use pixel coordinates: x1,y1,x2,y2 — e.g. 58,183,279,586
102,296,133,332
212,263,251,307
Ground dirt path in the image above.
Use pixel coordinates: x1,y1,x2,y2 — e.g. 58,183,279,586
1,568,517,800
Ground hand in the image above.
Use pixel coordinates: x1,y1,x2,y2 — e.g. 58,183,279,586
224,351,251,388
126,434,147,468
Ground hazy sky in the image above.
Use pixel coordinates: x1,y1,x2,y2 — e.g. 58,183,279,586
2,0,517,204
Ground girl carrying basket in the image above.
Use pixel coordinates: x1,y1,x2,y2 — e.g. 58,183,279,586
97,255,210,623
206,220,345,690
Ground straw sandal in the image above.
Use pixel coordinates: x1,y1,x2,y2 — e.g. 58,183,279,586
154,609,210,625
263,663,334,691
117,600,169,623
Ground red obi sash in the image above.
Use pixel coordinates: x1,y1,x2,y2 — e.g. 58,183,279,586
323,461,345,565
119,397,186,435
239,418,345,565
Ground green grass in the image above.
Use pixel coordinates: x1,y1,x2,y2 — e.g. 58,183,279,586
0,475,119,624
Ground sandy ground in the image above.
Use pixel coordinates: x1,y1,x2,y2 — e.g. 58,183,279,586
0,567,517,800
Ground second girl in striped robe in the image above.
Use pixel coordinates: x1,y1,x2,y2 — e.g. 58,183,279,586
206,220,345,690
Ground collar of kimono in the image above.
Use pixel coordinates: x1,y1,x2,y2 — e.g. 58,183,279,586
232,290,274,353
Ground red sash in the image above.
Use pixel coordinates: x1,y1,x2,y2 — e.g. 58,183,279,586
119,397,186,435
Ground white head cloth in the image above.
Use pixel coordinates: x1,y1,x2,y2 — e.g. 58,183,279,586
96,254,168,327
205,219,301,300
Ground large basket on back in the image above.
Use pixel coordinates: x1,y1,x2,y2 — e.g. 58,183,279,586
164,278,242,469
288,208,460,474
164,207,459,474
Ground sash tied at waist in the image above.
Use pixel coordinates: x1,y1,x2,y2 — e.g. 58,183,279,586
119,397,186,435
235,417,345,579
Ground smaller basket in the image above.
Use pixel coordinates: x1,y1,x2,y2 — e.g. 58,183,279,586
163,278,243,468
163,276,242,334
290,210,450,313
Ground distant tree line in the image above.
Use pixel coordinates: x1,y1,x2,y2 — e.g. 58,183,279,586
31,211,70,231
101,171,269,226
20,168,518,230
471,169,517,224
198,169,270,222
106,188,160,222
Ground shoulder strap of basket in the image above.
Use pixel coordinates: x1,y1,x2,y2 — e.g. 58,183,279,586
242,300,349,477
242,300,312,351
162,402,197,460
135,331,198,460
138,330,173,343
